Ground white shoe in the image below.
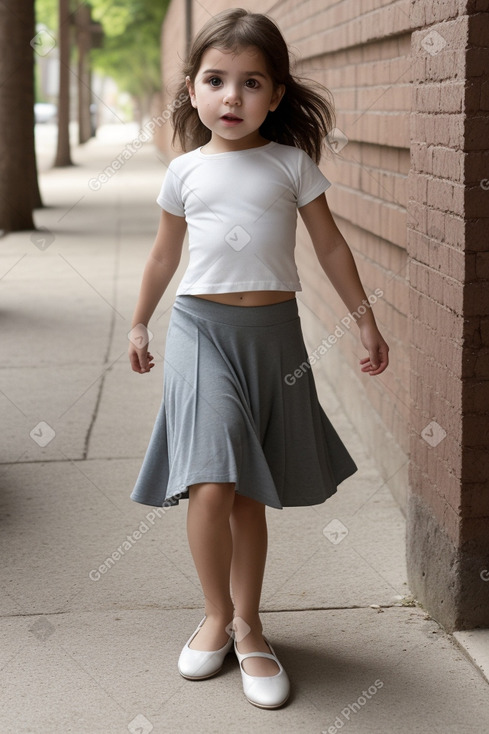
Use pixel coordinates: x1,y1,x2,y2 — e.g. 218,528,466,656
234,638,290,709
178,617,233,680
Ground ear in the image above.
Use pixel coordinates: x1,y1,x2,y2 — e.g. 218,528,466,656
186,76,197,109
269,84,285,112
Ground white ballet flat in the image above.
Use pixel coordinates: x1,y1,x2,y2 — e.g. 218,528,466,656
178,617,234,680
234,638,290,709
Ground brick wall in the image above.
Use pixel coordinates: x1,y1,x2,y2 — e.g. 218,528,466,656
283,2,412,510
407,2,489,630
156,0,489,630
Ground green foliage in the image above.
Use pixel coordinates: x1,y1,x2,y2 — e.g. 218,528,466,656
89,0,170,98
34,0,170,99
34,0,57,103
35,0,57,34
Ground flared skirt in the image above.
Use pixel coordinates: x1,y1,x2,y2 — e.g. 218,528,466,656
130,295,357,509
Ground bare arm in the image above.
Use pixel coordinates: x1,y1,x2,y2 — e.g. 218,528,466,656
129,209,187,374
299,193,389,376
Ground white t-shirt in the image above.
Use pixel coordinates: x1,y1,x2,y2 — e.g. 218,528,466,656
157,141,331,295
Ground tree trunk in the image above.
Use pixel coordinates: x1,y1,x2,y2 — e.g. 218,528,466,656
54,0,73,167
76,4,92,144
135,93,152,127
0,0,42,232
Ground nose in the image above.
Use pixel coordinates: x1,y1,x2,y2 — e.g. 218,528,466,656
223,83,241,106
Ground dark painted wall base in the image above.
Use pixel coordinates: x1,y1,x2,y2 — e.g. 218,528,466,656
407,493,489,632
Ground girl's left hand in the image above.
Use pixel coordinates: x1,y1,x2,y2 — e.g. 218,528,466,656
359,324,389,376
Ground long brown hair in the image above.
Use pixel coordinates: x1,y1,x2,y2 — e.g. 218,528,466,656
171,8,335,163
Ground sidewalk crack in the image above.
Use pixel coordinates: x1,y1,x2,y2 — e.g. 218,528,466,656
82,212,123,460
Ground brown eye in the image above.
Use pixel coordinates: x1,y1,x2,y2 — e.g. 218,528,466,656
245,79,259,89
208,77,222,87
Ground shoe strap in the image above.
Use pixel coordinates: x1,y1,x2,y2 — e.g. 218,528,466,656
237,651,278,662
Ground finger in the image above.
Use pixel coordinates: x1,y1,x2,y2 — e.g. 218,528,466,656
359,354,379,373
368,363,386,376
129,347,153,374
129,353,144,374
139,358,150,373
369,346,381,370
373,344,389,372
367,351,389,376
141,351,157,373
360,356,383,375
359,356,372,373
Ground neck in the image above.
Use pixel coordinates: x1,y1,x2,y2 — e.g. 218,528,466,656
201,133,270,155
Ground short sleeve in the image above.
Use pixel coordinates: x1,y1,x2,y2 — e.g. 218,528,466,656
296,149,332,208
156,162,185,217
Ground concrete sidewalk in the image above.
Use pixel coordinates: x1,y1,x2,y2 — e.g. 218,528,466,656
1,127,488,734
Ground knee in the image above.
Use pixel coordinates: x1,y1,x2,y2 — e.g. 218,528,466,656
188,482,235,518
231,493,266,522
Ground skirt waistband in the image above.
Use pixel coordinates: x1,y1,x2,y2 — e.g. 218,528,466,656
173,295,299,327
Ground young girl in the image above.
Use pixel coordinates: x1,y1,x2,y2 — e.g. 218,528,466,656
129,8,388,710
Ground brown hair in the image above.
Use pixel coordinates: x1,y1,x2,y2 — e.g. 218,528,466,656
171,8,335,163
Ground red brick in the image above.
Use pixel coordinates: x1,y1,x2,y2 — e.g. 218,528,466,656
425,2,461,25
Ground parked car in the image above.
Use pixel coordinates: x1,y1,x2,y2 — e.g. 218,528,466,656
34,103,57,124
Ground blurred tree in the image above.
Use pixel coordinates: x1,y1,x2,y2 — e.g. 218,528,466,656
0,0,168,231
54,0,72,166
36,0,103,146
75,4,100,143
0,0,42,232
90,0,170,124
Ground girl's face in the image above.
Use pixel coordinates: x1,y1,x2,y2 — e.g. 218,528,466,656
187,46,284,152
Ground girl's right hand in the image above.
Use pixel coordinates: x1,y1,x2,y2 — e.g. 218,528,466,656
128,344,155,374
128,323,155,374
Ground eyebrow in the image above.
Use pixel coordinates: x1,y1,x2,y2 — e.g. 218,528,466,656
201,68,268,79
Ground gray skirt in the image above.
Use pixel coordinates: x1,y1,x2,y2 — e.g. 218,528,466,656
130,295,357,509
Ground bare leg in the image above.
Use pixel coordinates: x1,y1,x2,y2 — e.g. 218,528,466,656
230,494,280,676
186,482,235,650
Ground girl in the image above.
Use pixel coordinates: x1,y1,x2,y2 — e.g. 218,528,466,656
129,8,389,710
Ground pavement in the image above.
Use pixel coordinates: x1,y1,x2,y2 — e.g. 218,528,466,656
1,125,488,734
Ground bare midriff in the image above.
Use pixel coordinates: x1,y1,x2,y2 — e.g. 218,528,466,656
194,291,296,307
